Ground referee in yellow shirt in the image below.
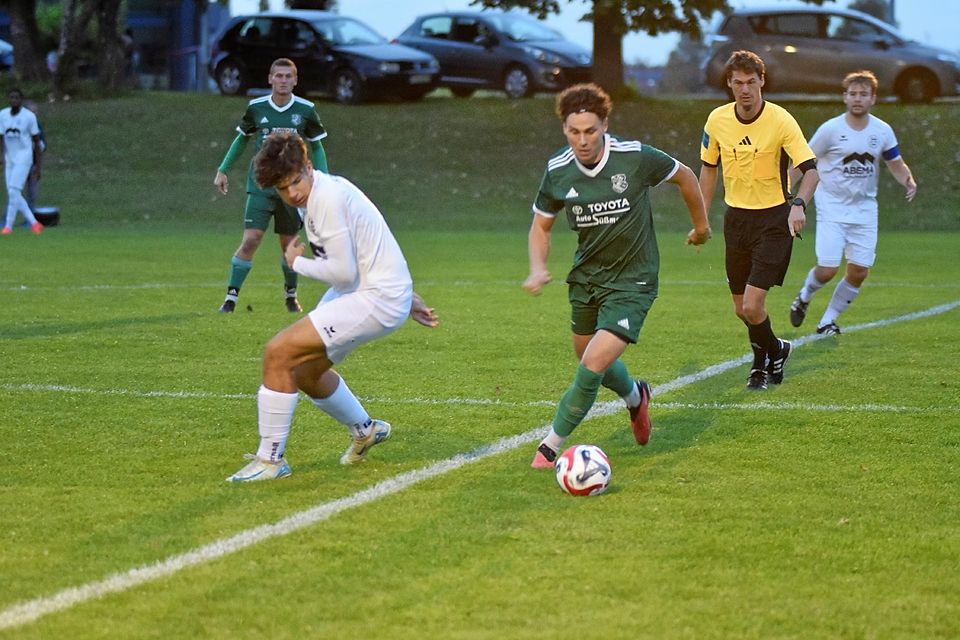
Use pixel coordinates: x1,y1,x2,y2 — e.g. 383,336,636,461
699,50,820,390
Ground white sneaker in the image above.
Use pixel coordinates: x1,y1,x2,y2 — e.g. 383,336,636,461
226,454,292,482
340,419,392,465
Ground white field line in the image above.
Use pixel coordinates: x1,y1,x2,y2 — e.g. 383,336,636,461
5,279,960,293
0,298,957,631
2,384,959,415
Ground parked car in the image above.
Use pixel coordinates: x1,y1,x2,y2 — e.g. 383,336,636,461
702,6,960,102
0,39,13,71
395,11,592,99
209,10,440,104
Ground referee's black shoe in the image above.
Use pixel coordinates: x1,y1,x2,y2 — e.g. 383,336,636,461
767,340,792,385
747,368,768,391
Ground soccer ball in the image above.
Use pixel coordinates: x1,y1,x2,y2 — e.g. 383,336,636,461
555,444,612,496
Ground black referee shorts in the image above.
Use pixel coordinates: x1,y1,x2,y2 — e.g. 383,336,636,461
723,202,793,294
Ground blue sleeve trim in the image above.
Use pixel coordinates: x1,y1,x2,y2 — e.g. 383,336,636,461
701,131,710,149
882,146,900,161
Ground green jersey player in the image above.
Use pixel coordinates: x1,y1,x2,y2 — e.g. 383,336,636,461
525,83,712,468
213,58,328,313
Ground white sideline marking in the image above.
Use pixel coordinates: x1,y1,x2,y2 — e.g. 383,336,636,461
1,299,957,631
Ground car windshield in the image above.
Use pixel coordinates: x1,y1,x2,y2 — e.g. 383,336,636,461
486,14,562,42
311,17,385,46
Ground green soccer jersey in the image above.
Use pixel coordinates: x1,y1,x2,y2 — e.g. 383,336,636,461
238,95,326,194
533,134,679,294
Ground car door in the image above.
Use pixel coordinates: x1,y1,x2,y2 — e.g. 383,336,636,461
754,12,833,93
405,16,472,84
234,17,275,84
271,18,327,92
822,14,898,89
447,17,505,86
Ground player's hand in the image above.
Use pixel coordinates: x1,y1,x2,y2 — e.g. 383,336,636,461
905,177,917,202
410,292,439,328
214,171,229,195
686,226,712,248
522,270,551,296
788,206,806,238
284,236,305,268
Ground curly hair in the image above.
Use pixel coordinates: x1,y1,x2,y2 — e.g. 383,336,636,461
254,131,309,190
724,50,766,81
555,83,613,122
842,70,878,95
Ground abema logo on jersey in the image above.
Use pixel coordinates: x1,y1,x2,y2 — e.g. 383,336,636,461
842,152,876,177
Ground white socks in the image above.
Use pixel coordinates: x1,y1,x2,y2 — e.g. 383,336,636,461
799,267,827,303
310,377,371,438
820,279,860,327
256,385,299,462
4,188,37,228
540,429,567,455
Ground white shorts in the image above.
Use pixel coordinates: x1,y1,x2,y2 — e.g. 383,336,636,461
815,219,877,269
4,161,30,191
308,284,413,364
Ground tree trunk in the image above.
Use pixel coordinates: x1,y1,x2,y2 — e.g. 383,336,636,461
8,0,49,81
53,0,98,99
96,0,126,89
591,0,625,93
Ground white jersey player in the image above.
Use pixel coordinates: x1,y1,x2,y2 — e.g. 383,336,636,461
789,70,917,335
227,131,439,482
0,88,43,235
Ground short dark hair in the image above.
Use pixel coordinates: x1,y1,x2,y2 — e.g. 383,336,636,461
555,83,613,122
842,70,878,95
724,50,765,81
8,87,23,99
254,131,309,189
269,58,297,75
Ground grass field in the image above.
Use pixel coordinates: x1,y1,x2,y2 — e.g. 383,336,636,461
1,93,958,638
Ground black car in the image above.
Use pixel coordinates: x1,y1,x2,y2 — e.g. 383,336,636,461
395,11,592,99
702,6,960,102
209,11,440,104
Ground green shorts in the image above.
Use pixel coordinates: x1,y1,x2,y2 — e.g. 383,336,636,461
568,282,656,344
244,192,302,235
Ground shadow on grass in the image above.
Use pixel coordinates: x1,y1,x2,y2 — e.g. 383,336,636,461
1,313,203,341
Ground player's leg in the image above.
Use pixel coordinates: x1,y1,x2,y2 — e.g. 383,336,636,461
724,208,768,388
3,163,39,234
817,223,875,334
793,219,843,326
226,316,323,482
746,204,794,387
220,195,269,312
274,199,303,312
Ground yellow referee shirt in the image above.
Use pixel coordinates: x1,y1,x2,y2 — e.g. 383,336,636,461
700,101,815,210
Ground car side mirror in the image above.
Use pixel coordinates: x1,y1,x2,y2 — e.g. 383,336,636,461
474,33,497,48
871,36,890,50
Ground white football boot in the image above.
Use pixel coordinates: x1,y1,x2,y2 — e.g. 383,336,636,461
226,454,292,482
340,419,392,465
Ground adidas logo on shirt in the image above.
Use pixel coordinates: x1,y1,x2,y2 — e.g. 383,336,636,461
565,187,579,198
738,136,752,146
617,318,630,330
260,116,269,124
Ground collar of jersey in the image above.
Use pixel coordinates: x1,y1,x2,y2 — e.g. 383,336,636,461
574,133,612,178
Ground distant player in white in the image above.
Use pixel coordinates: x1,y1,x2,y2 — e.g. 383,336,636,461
227,131,439,482
0,88,43,235
789,70,917,334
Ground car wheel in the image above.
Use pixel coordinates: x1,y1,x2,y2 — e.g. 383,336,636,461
333,69,364,105
450,86,476,98
216,60,247,96
503,66,532,99
896,69,938,103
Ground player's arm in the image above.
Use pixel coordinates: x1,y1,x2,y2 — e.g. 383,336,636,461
31,133,42,179
309,140,329,174
668,162,711,246
884,156,917,202
697,163,719,214
698,123,721,214
523,211,555,295
214,133,250,195
285,229,358,289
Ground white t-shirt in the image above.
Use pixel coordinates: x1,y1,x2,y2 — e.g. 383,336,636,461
0,106,40,165
808,113,900,223
293,171,412,294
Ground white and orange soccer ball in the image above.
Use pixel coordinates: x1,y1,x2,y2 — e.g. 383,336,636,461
554,444,612,496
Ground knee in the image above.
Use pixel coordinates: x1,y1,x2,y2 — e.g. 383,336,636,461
815,266,839,283
847,265,869,286
740,302,765,325
262,336,292,372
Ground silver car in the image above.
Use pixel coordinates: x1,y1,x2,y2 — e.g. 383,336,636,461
702,6,960,102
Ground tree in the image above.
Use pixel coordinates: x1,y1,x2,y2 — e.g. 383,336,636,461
4,0,49,81
472,0,729,92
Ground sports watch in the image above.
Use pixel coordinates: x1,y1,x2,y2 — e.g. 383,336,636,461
791,197,806,210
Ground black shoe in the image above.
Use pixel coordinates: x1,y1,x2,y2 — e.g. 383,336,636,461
219,299,236,313
285,296,302,313
747,368,768,391
816,322,841,336
790,295,808,327
767,340,792,385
